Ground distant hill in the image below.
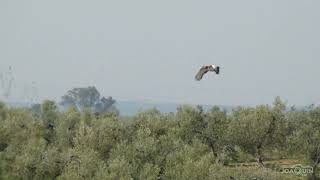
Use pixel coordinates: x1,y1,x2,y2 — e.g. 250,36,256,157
116,100,235,116
7,100,311,116
3,100,234,116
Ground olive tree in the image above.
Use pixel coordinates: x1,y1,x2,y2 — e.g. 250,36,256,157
290,106,320,179
229,98,287,166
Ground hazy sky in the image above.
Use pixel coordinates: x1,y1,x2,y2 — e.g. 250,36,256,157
1,0,319,105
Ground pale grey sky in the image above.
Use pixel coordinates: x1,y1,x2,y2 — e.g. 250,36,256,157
0,0,319,105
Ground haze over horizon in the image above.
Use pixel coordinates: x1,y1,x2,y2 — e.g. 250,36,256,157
1,0,320,106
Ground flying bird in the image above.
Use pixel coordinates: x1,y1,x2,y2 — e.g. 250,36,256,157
195,65,220,81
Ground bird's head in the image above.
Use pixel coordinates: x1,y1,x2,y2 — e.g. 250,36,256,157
210,65,219,74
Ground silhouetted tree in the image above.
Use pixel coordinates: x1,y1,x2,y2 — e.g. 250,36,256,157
60,86,118,115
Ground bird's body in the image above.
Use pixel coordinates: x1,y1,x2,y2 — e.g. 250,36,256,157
195,65,220,81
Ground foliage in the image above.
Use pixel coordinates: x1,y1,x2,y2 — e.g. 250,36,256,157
228,98,287,166
0,97,319,179
60,86,118,115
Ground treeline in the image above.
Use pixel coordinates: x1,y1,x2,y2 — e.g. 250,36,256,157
0,97,319,179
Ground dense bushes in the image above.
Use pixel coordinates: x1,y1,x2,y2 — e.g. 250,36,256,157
0,98,319,179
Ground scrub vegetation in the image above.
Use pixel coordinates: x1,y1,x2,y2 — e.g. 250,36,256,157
0,95,319,179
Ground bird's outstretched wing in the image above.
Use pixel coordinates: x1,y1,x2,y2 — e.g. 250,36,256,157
195,66,209,81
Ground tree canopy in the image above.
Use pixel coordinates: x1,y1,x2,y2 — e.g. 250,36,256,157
60,86,118,115
0,97,318,179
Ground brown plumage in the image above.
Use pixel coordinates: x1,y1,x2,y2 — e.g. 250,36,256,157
195,65,220,81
